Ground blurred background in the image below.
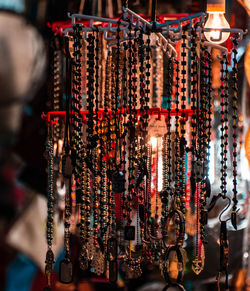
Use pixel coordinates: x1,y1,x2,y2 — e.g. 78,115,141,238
0,0,249,291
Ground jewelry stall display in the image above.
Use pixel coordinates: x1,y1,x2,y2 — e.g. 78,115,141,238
42,3,246,290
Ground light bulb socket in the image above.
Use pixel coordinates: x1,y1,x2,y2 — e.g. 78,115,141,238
207,0,225,13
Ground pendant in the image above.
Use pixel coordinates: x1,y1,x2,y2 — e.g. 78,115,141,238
195,160,203,182
91,248,105,276
62,155,73,178
139,204,145,221
45,249,55,273
124,225,135,241
107,237,117,262
79,246,89,271
109,261,117,283
200,209,208,225
231,211,237,230
205,177,211,198
86,235,95,260
123,260,142,279
192,244,205,275
59,259,73,284
180,136,187,156
190,174,196,197
192,258,203,275
112,171,125,193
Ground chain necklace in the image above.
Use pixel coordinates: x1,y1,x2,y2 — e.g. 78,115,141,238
120,43,128,241
138,29,146,244
219,54,228,199
161,56,173,233
92,27,100,246
191,39,208,276
206,50,212,200
199,42,211,245
61,37,74,281
174,58,181,209
126,21,134,230
100,48,111,240
51,34,63,146
217,53,231,291
44,127,55,291
189,27,198,218
179,27,188,215
79,31,95,270
144,31,152,243
231,38,239,228
71,25,88,272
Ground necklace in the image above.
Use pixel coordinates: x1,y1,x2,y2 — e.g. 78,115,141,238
44,126,55,291
231,37,239,229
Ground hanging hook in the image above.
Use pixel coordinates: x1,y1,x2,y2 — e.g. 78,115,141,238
219,196,231,223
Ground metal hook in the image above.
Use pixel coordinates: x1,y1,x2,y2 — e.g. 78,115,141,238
219,196,231,223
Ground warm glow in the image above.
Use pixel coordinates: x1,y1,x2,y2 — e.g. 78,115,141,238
58,139,64,155
204,13,230,44
150,136,158,150
56,178,66,196
208,140,215,184
158,153,163,192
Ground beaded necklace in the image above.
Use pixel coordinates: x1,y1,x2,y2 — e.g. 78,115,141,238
231,38,239,228
44,126,55,291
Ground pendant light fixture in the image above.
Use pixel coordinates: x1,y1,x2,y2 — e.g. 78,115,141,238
204,0,230,44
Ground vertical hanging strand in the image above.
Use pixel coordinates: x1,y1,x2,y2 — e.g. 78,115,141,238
223,54,229,199
190,27,199,270
93,27,100,245
206,50,212,200
44,127,55,291
161,57,173,234
192,40,207,276
72,24,84,220
72,28,86,271
113,21,121,237
126,21,133,228
52,34,62,145
121,43,128,243
161,134,168,222
138,29,146,241
82,31,95,260
174,59,180,206
231,38,239,227
132,33,139,247
217,54,230,291
115,21,121,159
60,38,73,282
199,42,209,247
167,58,173,201
180,27,187,214
220,56,226,199
100,49,111,240
145,31,151,241
146,143,152,237
109,53,116,234
190,27,197,217
131,32,138,191
72,24,83,235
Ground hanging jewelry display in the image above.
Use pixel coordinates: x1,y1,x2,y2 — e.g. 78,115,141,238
43,5,245,290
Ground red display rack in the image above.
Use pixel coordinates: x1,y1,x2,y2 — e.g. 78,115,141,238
42,108,199,125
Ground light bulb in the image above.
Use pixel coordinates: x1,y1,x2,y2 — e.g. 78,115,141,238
204,12,230,44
